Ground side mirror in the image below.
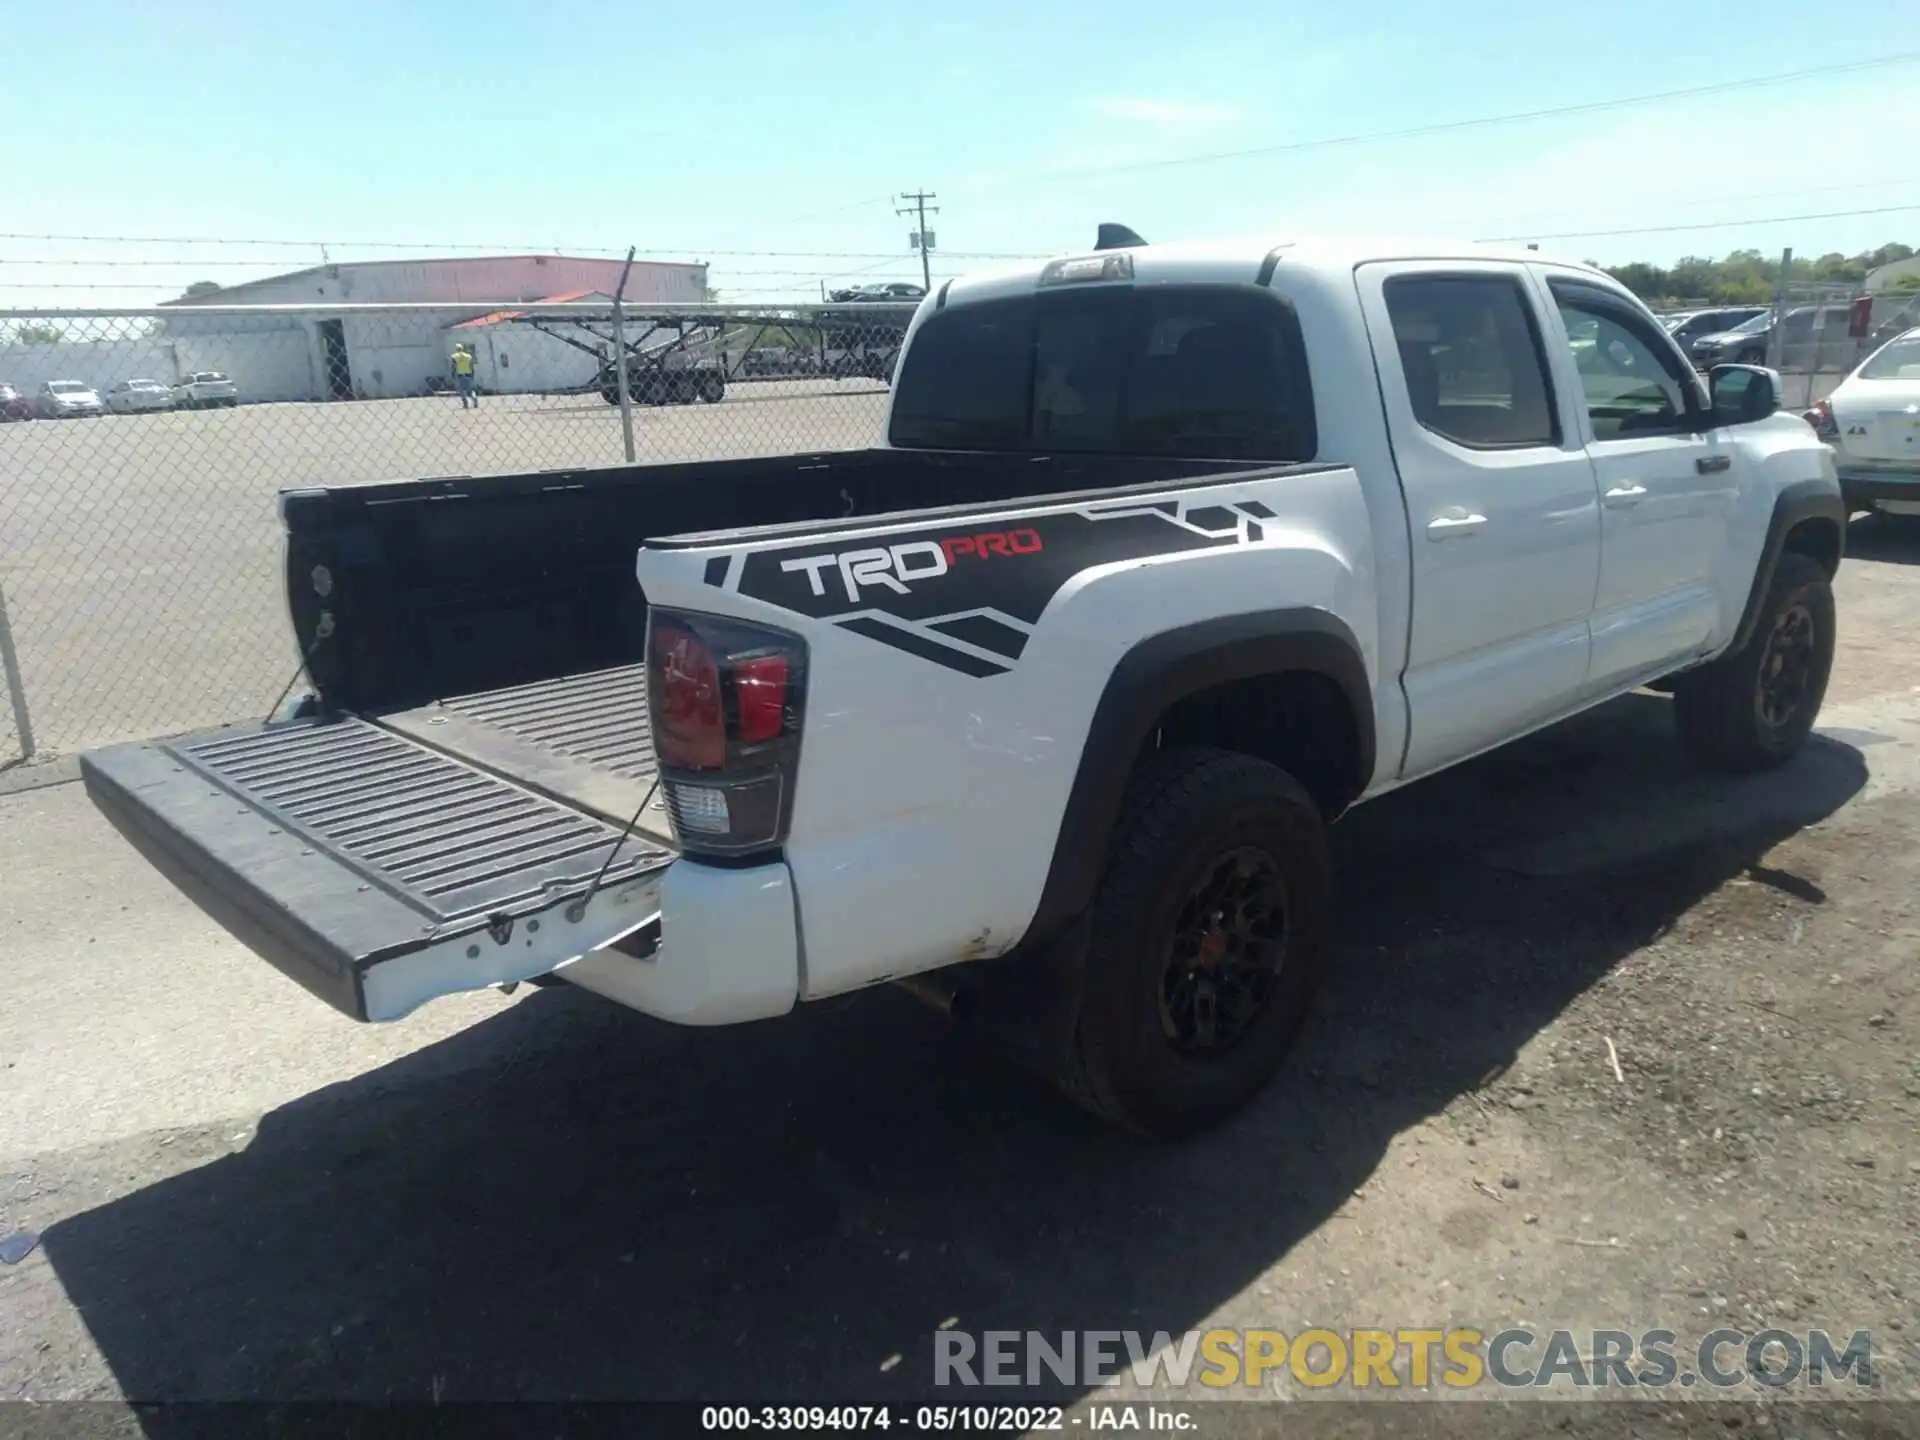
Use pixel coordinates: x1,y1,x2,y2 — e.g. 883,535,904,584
1708,363,1781,425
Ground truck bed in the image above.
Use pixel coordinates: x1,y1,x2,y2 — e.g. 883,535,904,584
378,662,672,841
85,446,1232,1021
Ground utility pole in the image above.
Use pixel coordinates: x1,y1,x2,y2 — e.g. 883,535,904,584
897,190,939,291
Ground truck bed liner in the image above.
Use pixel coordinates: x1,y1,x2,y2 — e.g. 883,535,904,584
82,707,673,1021
377,662,670,839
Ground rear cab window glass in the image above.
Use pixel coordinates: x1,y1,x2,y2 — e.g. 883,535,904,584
1860,337,1920,381
888,286,1316,461
1382,275,1559,448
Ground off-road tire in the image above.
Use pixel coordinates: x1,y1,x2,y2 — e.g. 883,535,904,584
1673,551,1834,772
1058,746,1332,1138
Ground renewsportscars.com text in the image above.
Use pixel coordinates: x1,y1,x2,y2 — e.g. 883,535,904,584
933,1327,1874,1392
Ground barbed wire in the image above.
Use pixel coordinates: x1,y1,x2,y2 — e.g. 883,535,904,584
0,236,1041,262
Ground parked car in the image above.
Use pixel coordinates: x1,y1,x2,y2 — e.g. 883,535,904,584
83,233,1844,1138
826,282,926,303
36,380,104,418
1662,306,1766,350
0,382,31,421
174,371,238,408
1690,305,1853,370
104,378,175,414
1806,326,1920,518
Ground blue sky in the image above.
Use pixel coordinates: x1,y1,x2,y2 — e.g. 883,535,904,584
3,0,1917,306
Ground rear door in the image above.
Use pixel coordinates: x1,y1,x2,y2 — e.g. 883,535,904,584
1536,271,1734,687
1356,262,1602,776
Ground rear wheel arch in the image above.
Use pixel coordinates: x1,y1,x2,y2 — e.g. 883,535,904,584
1022,609,1374,953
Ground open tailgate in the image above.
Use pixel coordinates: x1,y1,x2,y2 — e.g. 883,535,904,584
82,712,673,1021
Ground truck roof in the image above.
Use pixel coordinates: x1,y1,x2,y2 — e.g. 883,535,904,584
938,235,1609,310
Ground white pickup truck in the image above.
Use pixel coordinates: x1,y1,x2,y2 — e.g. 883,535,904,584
84,234,1844,1136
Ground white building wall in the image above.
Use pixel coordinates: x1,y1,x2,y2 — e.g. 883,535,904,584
0,337,176,394
171,333,315,401
0,329,313,402
1866,256,1920,293
174,255,708,307
468,325,605,394
340,313,445,398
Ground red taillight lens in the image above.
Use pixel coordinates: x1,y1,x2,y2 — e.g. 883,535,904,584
733,653,790,744
645,609,808,856
1804,399,1837,439
653,619,725,769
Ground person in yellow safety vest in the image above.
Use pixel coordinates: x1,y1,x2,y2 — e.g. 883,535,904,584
450,342,479,409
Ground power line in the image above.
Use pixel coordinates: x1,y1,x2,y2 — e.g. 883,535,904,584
1004,50,1920,185
1478,201,1920,243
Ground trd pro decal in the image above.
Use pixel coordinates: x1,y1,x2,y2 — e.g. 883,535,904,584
705,497,1273,676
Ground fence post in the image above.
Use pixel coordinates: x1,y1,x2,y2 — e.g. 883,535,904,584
0,576,35,765
1765,247,1793,399
611,246,638,464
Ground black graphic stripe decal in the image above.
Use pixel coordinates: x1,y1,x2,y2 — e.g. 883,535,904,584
837,616,1011,677
925,612,1031,661
700,496,1274,677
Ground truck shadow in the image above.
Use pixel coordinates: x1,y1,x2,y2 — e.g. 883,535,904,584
39,693,1868,1410
1844,511,1920,566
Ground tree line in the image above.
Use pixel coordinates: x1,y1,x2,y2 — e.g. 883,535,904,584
1600,242,1917,309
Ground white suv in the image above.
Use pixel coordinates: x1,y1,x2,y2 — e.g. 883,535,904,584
174,372,238,409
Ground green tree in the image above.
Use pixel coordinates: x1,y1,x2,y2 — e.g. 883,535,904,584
1862,243,1916,270
1598,240,1916,308
177,280,223,300
13,323,62,345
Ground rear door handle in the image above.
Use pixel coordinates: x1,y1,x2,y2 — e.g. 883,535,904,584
1602,484,1649,507
1696,454,1732,474
1426,513,1488,539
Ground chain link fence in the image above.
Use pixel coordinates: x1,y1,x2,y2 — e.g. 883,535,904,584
1757,284,1920,410
0,300,914,766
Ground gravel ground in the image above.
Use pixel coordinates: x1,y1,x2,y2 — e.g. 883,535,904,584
0,521,1917,1436
0,382,890,758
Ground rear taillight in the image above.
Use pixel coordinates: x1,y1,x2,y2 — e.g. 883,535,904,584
1804,399,1838,439
646,609,807,858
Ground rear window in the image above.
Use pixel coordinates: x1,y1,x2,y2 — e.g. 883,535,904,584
1860,337,1920,381
888,286,1316,460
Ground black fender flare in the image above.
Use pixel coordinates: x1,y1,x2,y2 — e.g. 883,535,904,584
1728,480,1846,654
1020,608,1374,952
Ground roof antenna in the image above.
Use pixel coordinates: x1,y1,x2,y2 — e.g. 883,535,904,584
1096,223,1147,251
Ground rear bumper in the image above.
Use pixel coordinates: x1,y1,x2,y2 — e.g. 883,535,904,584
559,859,801,1025
1838,467,1920,508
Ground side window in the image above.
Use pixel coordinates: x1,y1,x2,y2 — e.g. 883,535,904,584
1550,285,1697,442
1382,275,1558,449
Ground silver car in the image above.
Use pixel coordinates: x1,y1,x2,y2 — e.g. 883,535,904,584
37,380,104,418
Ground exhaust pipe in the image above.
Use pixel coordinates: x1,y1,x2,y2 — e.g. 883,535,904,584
895,971,979,1021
